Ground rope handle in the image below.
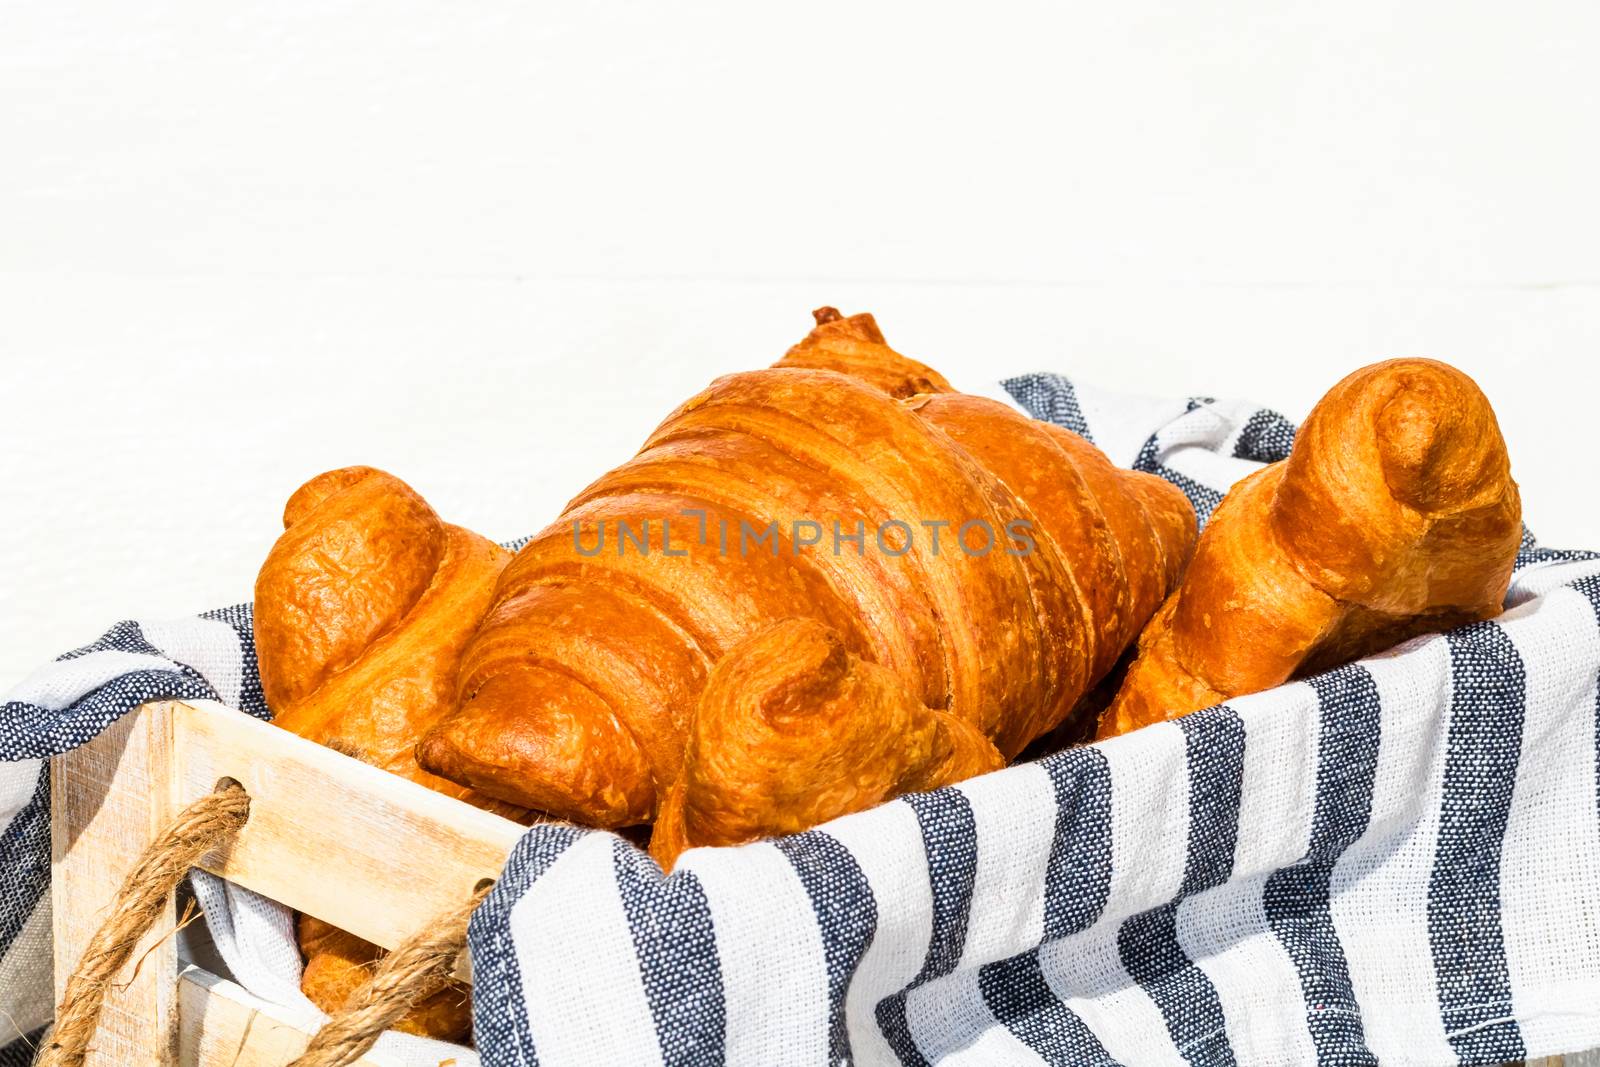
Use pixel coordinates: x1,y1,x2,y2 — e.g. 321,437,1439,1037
289,882,490,1067
39,782,251,1067
37,780,486,1067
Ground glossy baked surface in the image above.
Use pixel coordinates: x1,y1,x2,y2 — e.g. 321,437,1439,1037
419,310,1197,857
1100,358,1523,737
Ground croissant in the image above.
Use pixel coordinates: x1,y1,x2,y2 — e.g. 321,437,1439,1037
1099,358,1522,738
418,309,1198,857
253,465,520,1037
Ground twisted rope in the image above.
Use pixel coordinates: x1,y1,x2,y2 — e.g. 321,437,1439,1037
37,782,251,1067
289,883,491,1067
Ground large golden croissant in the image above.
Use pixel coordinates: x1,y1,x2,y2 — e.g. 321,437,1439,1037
418,309,1198,857
1099,358,1522,738
253,465,520,1038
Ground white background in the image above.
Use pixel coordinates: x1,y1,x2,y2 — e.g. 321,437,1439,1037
2,1,1598,692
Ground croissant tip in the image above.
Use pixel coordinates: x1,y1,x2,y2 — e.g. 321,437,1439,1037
812,306,843,326
281,466,386,529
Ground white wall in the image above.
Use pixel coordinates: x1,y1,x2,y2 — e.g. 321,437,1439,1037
3,1,1597,691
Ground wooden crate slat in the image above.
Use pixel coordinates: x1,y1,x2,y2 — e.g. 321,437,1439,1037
176,966,388,1067
169,698,525,956
50,701,182,1065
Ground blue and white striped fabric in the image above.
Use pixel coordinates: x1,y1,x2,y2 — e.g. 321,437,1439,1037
5,374,1600,1066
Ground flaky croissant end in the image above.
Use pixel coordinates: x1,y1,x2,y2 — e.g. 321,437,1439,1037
650,618,1002,869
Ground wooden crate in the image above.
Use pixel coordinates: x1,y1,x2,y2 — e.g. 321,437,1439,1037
50,698,523,1065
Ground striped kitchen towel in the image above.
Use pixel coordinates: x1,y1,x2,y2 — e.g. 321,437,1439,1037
4,373,1599,1066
